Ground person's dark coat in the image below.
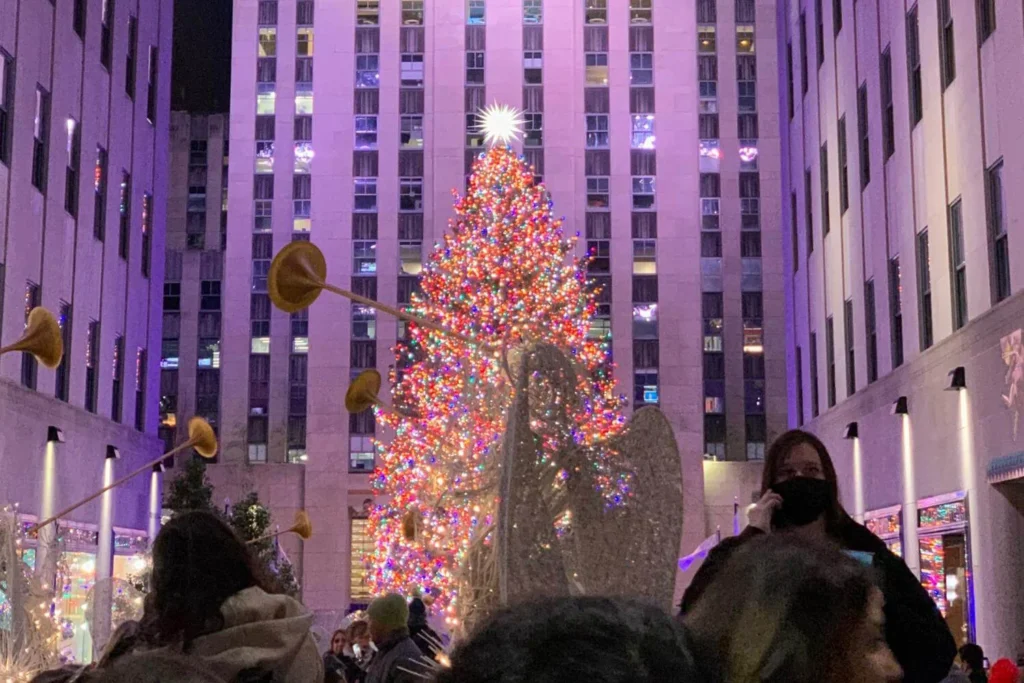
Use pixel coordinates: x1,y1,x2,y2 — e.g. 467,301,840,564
679,520,957,683
408,618,442,659
363,630,424,683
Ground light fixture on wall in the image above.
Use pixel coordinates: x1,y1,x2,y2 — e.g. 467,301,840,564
946,366,966,391
844,422,859,440
47,426,65,443
106,445,121,460
891,396,909,415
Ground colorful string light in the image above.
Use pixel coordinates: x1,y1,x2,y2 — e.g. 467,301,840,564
364,146,627,624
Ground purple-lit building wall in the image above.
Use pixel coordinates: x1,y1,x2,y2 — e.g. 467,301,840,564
781,0,1024,656
207,0,787,618
0,0,172,636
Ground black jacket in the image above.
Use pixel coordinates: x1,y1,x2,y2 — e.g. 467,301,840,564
679,521,957,683
409,621,442,659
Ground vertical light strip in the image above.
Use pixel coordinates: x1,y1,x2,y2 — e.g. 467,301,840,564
900,414,919,577
958,389,981,641
852,436,865,522
148,469,161,542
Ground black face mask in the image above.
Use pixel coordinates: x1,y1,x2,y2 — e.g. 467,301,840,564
771,477,831,528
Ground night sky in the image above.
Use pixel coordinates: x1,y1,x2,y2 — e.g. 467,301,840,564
172,0,233,113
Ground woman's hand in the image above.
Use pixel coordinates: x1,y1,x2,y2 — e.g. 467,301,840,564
748,491,783,533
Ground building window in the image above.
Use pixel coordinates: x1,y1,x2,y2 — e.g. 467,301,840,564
820,143,830,236
585,0,607,24
401,54,424,87
356,54,380,88
73,0,86,37
786,42,794,118
101,0,113,68
31,87,50,192
864,279,878,383
948,199,967,330
258,0,278,25
201,280,222,311
350,435,375,472
798,13,808,94
353,240,377,275
632,176,655,210
746,416,766,461
94,147,108,240
585,52,608,86
53,302,72,402
809,331,819,416
633,240,656,275
843,299,855,397
837,115,849,214
402,0,424,25
880,47,894,159
352,304,376,340
85,320,100,412
126,16,138,98
468,0,485,24
938,0,955,89
357,0,379,25
634,371,659,405
906,7,922,126
400,241,422,275
64,118,81,217
889,256,904,368
297,27,314,56
977,0,995,44
630,52,653,85
354,178,377,212
857,83,870,188
19,283,39,389
586,115,609,148
736,25,754,53
111,335,124,423
524,0,542,23
466,51,485,84
815,0,824,66
986,160,1010,303
355,115,377,149
135,348,148,431
118,171,131,259
804,168,813,254
833,0,842,34
825,316,836,408
297,0,314,25
630,114,654,149
524,51,543,84
399,178,423,212
738,79,756,113
586,177,609,209
795,346,805,425
629,0,652,23
146,47,158,123
917,229,933,350
396,116,423,149
0,51,12,166
523,113,543,147
698,25,716,53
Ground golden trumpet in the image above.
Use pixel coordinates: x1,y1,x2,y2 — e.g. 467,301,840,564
250,510,313,544
29,417,218,534
267,241,490,348
0,307,64,369
346,369,382,414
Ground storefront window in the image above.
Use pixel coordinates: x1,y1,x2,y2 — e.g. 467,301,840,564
59,551,97,663
865,506,903,558
918,496,973,647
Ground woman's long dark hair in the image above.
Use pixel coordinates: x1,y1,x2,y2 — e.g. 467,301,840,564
143,510,269,648
685,535,877,683
761,429,849,534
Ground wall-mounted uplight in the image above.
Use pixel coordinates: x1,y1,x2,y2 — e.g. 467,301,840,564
47,426,65,443
844,422,859,440
946,366,966,391
106,445,121,460
891,396,909,415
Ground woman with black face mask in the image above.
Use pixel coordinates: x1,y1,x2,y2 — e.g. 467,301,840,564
679,429,956,683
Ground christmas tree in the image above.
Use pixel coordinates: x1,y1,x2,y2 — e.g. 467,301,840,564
366,105,629,627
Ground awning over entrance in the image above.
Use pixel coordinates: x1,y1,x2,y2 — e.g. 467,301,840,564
987,452,1024,485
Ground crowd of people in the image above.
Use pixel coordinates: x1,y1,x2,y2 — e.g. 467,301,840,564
28,430,1022,683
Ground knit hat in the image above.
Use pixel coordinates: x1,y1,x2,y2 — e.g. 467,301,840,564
367,594,409,632
989,659,1021,683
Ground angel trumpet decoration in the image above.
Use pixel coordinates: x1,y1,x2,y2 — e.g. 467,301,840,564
249,510,313,544
0,307,64,368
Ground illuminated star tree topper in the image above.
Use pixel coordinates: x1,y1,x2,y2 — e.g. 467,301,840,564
475,102,525,147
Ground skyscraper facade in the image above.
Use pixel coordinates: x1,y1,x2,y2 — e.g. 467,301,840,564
213,0,785,616
781,0,1024,654
0,0,172,660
